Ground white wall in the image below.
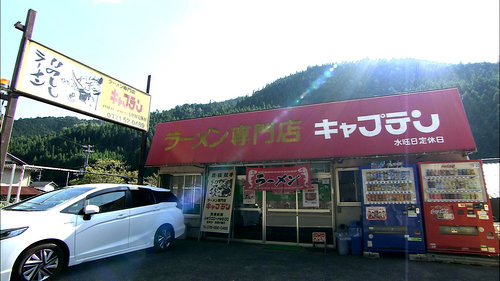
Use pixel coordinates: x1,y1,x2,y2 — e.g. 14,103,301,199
1,166,32,187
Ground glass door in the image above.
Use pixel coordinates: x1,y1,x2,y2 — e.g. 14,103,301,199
298,174,334,244
233,175,263,240
265,190,298,243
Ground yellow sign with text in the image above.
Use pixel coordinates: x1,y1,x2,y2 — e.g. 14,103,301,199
14,40,150,131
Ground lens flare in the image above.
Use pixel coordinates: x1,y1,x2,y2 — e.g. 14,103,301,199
295,64,337,105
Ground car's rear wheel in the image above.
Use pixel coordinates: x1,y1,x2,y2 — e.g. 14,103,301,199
13,243,64,281
154,225,174,252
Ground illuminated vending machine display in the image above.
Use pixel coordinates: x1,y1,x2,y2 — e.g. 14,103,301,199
419,160,498,255
360,163,426,253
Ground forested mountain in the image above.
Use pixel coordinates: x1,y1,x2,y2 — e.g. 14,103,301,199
8,59,499,186
10,116,100,138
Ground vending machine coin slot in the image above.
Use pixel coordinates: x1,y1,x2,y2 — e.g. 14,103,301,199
473,203,483,209
457,209,464,215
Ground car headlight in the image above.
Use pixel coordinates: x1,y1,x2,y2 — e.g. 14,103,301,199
0,227,29,240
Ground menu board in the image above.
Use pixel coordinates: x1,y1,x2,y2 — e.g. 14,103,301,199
420,162,486,202
200,170,235,233
362,167,417,204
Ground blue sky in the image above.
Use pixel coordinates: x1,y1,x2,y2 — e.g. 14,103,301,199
1,0,499,120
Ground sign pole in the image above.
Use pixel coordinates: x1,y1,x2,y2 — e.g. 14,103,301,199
137,75,151,185
0,9,36,180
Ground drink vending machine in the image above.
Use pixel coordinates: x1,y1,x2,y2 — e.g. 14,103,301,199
360,163,426,253
418,160,498,255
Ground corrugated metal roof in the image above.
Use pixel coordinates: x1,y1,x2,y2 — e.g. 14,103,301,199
0,186,42,196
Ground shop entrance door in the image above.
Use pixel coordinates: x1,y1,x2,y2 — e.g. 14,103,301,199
298,174,334,244
265,190,298,243
233,176,263,241
264,174,334,245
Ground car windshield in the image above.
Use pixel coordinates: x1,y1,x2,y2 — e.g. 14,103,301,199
4,187,94,211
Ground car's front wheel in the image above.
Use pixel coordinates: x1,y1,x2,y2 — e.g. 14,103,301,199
154,225,174,252
13,243,65,281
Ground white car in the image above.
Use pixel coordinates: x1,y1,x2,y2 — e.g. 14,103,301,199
1,184,185,281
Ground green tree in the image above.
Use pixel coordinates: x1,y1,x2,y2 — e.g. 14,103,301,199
69,158,137,185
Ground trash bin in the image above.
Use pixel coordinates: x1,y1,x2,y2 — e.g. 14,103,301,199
349,220,362,255
349,220,361,230
336,232,351,255
336,224,351,255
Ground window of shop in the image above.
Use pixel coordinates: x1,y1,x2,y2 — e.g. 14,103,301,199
160,174,203,215
335,168,361,206
206,162,335,245
264,162,334,244
310,162,331,174
232,166,263,241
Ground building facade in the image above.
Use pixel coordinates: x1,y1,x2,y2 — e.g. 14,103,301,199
145,89,481,248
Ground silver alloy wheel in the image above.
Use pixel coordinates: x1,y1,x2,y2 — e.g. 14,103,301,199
155,226,173,250
22,248,59,281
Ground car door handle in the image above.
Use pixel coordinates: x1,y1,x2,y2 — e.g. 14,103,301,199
116,214,128,219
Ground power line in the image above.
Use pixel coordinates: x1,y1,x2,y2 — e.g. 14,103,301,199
54,135,84,147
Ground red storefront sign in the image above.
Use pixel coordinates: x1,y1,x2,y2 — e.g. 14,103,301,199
146,89,476,166
245,165,311,191
312,232,326,243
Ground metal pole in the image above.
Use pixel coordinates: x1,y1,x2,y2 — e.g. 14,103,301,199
66,171,70,186
0,9,37,181
6,164,16,203
15,165,25,202
137,75,151,185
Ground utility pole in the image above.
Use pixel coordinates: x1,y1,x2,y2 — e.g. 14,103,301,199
137,75,151,185
82,144,94,171
0,9,36,181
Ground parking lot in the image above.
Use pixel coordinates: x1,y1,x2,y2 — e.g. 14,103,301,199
56,239,499,281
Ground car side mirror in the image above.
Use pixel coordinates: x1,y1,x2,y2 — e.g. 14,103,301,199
84,204,100,215
83,205,100,220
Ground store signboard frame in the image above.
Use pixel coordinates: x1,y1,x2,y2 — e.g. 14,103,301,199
13,39,151,131
146,88,475,166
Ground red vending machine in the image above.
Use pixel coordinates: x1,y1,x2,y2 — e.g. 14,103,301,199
419,160,498,255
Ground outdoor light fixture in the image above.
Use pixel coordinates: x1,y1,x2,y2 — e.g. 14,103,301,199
14,21,24,31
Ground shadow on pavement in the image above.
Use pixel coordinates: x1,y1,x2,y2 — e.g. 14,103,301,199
56,239,500,281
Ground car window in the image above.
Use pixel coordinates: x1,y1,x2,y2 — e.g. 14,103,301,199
154,190,178,203
88,191,126,213
61,199,85,214
4,187,94,211
131,189,155,207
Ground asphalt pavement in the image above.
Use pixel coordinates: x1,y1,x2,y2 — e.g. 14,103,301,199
56,239,500,281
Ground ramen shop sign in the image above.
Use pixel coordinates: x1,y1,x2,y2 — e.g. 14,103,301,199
245,165,311,191
14,40,150,131
146,89,476,166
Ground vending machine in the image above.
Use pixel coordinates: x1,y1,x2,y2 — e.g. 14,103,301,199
360,163,426,253
419,160,498,255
